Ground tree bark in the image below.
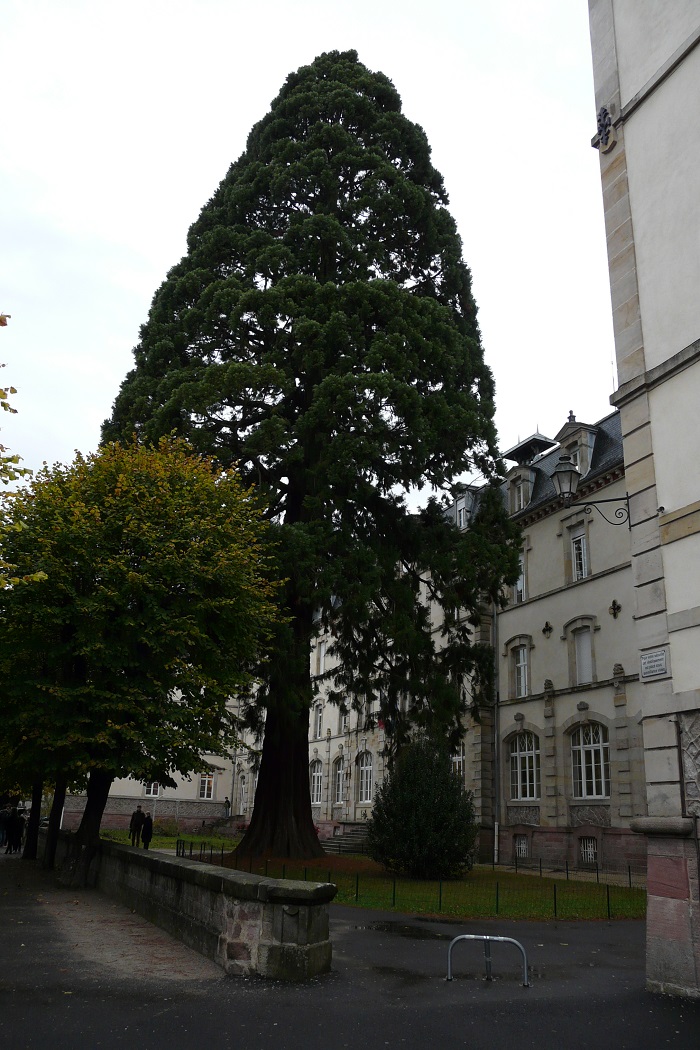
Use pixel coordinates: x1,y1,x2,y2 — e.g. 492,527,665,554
22,776,43,861
238,699,323,859
58,768,113,886
42,775,67,870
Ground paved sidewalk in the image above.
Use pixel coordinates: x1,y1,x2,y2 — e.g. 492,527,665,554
1,851,699,1050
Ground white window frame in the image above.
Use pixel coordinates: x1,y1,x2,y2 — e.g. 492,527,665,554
239,774,248,812
513,644,528,698
357,751,373,803
571,723,610,799
314,703,323,738
318,639,327,675
571,527,589,581
338,706,349,734
144,782,159,798
574,626,593,685
333,757,344,805
198,772,214,800
451,741,466,782
309,759,323,806
509,731,540,800
515,551,526,604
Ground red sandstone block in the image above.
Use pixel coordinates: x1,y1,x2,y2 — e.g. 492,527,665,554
647,856,689,900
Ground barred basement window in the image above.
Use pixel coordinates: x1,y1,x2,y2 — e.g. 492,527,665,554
514,834,529,859
580,836,598,865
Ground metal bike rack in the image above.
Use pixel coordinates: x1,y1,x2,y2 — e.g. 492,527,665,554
446,934,530,987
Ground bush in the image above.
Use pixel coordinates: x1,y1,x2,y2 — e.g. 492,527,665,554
367,737,477,879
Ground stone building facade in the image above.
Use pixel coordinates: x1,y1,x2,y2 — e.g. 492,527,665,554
588,0,700,996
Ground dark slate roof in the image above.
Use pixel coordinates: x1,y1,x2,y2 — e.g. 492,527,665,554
507,410,623,518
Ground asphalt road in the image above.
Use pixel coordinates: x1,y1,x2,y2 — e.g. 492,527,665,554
1,851,698,1050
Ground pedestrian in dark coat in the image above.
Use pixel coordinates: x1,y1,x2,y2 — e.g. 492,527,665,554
129,805,145,846
141,813,153,850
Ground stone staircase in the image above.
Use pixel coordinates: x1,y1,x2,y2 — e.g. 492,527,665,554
322,823,370,855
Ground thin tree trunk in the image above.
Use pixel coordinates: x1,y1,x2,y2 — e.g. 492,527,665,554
22,776,43,861
58,768,113,886
43,775,67,870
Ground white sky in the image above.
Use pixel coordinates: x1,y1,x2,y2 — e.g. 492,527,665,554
1,0,615,480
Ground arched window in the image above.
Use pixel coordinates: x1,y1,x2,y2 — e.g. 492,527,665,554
356,751,373,803
333,756,345,805
309,759,323,806
571,723,610,799
509,732,540,800
313,703,323,738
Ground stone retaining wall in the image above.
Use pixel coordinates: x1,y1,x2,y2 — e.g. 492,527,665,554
47,833,336,980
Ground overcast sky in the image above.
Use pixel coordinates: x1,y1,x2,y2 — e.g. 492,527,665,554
1,0,615,482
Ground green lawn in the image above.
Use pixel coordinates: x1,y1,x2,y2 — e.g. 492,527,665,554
99,830,646,921
259,862,646,921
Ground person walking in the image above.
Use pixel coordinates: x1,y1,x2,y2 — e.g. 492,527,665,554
129,805,145,847
141,812,153,850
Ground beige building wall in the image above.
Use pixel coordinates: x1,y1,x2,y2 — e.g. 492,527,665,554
588,0,700,996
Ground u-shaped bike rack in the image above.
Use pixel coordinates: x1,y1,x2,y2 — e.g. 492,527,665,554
446,934,530,987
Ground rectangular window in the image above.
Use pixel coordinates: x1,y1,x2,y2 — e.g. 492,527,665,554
310,761,323,805
318,640,327,675
571,529,589,581
513,645,528,698
199,773,214,800
314,704,323,738
339,707,349,733
334,759,344,804
575,628,593,685
451,741,465,782
144,782,159,798
515,552,526,603
571,724,610,799
509,732,540,800
456,499,469,529
513,480,525,512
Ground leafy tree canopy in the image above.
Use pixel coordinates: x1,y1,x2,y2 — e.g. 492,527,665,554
104,51,520,856
0,437,279,795
367,735,477,878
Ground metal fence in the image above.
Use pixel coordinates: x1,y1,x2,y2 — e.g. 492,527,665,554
173,841,646,921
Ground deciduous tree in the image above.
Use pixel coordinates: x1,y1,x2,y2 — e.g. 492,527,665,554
104,51,520,858
0,438,278,878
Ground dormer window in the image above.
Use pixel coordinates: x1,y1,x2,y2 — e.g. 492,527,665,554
456,498,470,529
567,442,580,470
510,474,531,514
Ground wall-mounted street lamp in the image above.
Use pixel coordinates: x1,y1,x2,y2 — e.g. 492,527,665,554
550,455,631,528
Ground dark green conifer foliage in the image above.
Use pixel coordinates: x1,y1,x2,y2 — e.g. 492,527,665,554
367,736,477,878
105,50,520,858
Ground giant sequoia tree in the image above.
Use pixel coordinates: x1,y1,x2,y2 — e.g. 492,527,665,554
105,51,520,858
